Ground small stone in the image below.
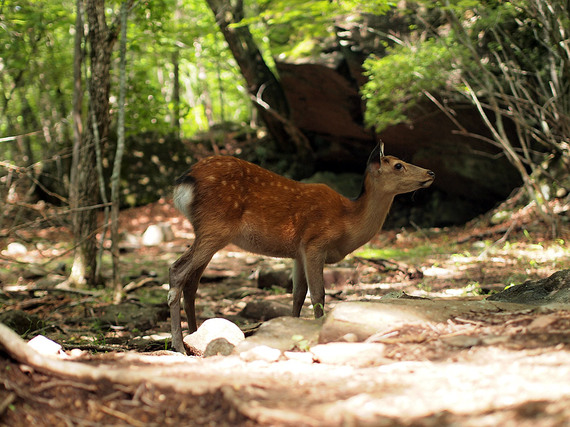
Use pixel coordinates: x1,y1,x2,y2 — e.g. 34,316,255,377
310,342,387,367
204,337,236,357
441,334,481,348
283,351,315,363
338,333,359,342
239,345,282,362
527,314,558,331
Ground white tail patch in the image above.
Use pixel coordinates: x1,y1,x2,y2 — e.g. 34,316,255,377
173,183,194,219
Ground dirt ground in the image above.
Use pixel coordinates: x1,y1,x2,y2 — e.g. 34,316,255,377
1,199,570,426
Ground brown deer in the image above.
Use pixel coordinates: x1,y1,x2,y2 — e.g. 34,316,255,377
169,144,435,353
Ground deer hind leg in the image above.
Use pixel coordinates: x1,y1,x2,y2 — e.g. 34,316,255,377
168,234,229,354
182,262,209,333
292,258,308,317
303,248,326,318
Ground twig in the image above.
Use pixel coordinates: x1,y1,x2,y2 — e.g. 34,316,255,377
2,378,60,407
453,317,484,326
31,380,98,394
457,222,523,244
477,220,518,259
0,392,16,416
59,343,127,353
3,284,101,297
123,277,159,293
95,402,147,427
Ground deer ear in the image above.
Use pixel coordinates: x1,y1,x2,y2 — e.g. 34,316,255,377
367,142,384,171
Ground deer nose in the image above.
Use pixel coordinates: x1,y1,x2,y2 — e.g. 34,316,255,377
427,170,435,178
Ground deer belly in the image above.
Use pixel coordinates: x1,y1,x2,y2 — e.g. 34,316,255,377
231,223,298,259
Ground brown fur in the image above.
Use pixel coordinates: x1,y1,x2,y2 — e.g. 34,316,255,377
168,147,434,353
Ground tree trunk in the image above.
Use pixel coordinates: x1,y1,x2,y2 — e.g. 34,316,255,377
172,49,181,137
111,1,128,303
69,0,118,287
204,0,313,165
69,0,86,287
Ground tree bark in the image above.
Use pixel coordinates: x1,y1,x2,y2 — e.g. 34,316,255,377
204,0,312,165
69,0,118,287
69,0,85,286
111,1,128,303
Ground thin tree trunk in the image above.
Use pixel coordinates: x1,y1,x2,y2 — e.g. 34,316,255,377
69,0,87,287
69,0,118,287
204,0,313,165
111,1,128,303
194,41,214,126
172,49,181,137
171,1,182,137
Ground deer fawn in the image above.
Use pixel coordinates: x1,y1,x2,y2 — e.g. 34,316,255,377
169,143,435,353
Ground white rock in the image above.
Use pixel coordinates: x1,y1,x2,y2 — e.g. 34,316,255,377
28,335,62,356
183,318,245,356
5,242,27,255
141,223,174,246
310,342,387,367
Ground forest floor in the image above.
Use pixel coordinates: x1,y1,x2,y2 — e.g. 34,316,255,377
1,198,570,426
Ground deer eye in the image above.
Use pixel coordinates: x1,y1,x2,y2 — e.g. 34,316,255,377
394,163,403,170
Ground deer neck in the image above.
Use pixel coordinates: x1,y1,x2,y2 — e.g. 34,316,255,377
343,180,395,252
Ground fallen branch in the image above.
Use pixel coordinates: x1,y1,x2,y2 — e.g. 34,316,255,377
2,284,101,297
0,323,205,392
0,392,16,417
0,323,147,385
123,277,159,293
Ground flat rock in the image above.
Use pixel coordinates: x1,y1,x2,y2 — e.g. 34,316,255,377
319,299,528,343
235,316,323,354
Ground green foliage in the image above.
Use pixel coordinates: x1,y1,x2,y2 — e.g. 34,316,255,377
361,39,456,132
0,0,76,159
361,0,569,235
355,244,439,262
242,0,393,57
291,334,311,352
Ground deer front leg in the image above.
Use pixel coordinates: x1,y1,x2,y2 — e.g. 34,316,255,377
303,249,326,318
292,258,308,317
